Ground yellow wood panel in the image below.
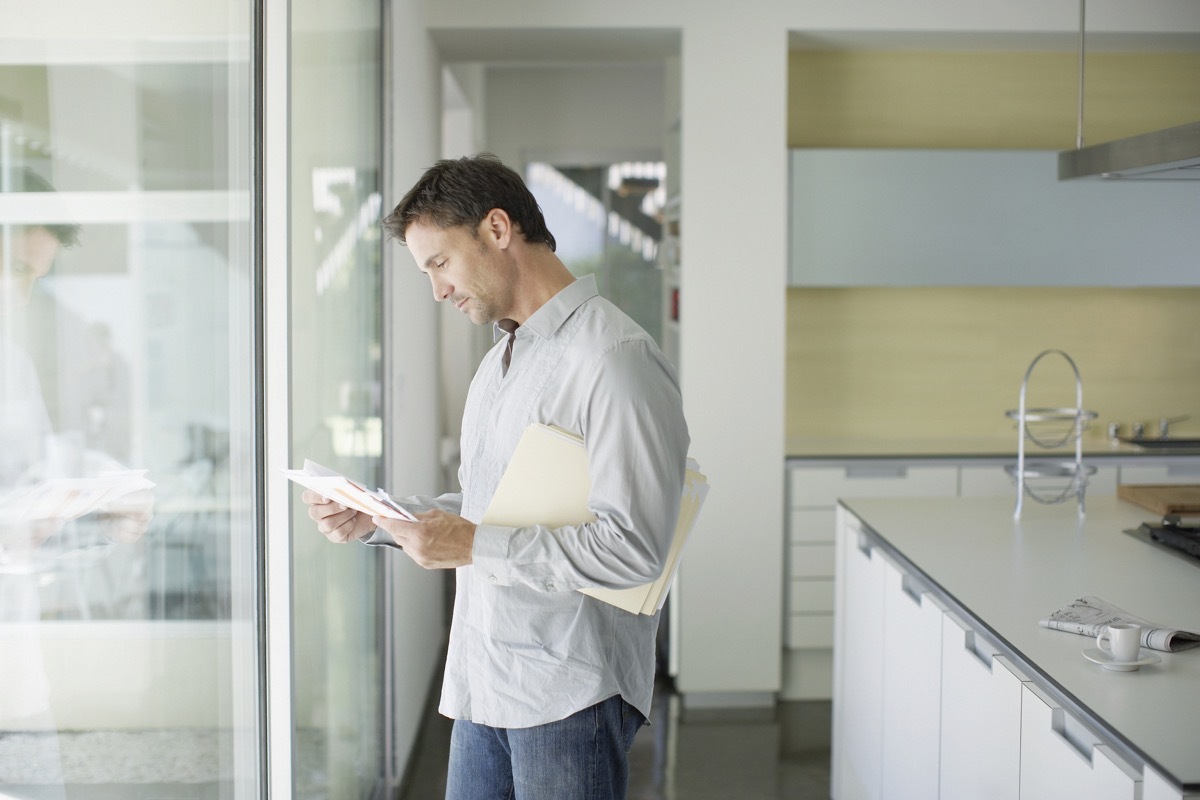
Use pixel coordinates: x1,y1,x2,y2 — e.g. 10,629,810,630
788,51,1200,149
786,287,1200,442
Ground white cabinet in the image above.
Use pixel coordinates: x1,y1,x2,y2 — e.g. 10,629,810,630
1019,682,1141,800
880,557,944,800
1119,462,1200,486
785,463,957,700
938,614,1025,800
1144,767,1199,800
959,464,1119,498
789,149,1200,286
831,509,886,800
833,512,946,800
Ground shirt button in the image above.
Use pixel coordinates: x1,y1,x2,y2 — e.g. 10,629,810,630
489,575,498,583
545,582,556,591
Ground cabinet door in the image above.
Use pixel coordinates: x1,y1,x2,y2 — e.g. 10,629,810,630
880,557,944,800
789,149,1200,286
1143,766,1194,800
938,614,1024,800
1020,683,1141,800
790,465,958,506
958,464,1119,497
1119,462,1200,486
833,509,886,800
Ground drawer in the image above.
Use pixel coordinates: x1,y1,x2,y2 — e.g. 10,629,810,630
1120,463,1200,485
789,465,958,507
789,543,835,579
786,613,834,649
1020,682,1140,800
939,613,1026,800
788,578,834,614
959,464,1017,497
788,508,836,544
961,464,1119,497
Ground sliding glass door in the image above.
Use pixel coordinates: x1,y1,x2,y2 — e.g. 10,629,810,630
0,4,260,798
1,1,387,797
288,0,386,796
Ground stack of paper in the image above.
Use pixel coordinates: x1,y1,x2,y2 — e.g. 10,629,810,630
483,423,708,615
284,460,416,521
0,471,155,524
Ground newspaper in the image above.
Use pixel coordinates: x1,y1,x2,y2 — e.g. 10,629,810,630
1040,595,1200,653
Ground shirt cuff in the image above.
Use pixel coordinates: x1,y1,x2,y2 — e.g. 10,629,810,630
471,524,512,586
362,527,396,548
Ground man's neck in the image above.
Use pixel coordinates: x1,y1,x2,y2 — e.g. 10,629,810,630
505,248,575,325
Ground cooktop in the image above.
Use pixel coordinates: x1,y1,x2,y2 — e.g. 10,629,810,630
1124,515,1200,565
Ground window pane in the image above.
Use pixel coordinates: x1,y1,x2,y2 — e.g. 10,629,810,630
289,1,385,796
527,161,666,343
0,11,259,799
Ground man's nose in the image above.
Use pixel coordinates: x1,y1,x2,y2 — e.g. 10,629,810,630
430,275,452,302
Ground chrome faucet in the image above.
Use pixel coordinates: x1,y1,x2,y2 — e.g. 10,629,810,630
1160,415,1190,439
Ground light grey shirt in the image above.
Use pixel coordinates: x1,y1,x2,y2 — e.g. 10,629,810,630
372,275,689,728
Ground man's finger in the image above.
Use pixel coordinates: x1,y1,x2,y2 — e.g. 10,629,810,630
301,489,333,505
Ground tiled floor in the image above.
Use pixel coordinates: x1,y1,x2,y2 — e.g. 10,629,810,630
400,679,832,800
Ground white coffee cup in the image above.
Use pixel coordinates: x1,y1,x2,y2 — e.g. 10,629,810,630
1096,622,1142,663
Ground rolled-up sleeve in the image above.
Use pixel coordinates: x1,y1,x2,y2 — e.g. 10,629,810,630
362,491,463,549
473,339,689,591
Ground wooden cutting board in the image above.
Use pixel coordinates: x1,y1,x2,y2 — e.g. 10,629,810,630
1117,484,1200,515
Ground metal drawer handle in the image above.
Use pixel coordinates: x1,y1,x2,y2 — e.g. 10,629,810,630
845,465,908,480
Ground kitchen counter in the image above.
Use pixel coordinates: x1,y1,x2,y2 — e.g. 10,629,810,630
787,434,1200,460
840,495,1200,791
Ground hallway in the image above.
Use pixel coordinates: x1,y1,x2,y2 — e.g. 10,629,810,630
399,678,832,799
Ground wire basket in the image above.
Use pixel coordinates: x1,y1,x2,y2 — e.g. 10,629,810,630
1004,407,1098,449
1008,350,1095,518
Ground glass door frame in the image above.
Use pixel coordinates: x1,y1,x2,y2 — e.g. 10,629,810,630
259,0,394,796
260,0,296,795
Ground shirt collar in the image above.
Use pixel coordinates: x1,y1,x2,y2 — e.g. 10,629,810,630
491,274,597,343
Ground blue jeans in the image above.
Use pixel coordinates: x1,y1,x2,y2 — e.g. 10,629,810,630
445,694,646,800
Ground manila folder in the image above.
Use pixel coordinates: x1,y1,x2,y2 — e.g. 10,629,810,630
481,423,704,616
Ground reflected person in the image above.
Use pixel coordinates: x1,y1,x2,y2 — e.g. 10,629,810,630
1,169,152,790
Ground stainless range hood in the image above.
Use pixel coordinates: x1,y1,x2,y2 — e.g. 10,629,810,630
1059,121,1200,180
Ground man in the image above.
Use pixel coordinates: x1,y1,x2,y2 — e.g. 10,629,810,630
303,154,689,800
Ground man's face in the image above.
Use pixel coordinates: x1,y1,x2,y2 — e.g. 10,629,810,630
0,226,59,307
405,216,513,326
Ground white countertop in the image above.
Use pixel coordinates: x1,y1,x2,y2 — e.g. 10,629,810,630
840,495,1200,791
786,434,1195,460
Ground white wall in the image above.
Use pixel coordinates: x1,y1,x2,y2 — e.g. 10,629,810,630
416,0,1200,705
484,63,665,167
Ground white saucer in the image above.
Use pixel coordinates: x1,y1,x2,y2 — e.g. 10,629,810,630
1082,647,1162,672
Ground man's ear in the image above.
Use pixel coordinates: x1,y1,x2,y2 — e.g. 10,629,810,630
480,208,513,249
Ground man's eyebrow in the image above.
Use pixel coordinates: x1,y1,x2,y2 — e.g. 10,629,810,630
421,252,443,270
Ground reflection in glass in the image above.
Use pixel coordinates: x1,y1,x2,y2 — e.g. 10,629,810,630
527,161,666,343
1,22,257,799
289,2,385,796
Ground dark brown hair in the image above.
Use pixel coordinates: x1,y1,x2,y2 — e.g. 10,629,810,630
382,153,555,251
6,167,81,247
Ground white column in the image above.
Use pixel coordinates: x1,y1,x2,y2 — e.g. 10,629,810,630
674,17,786,703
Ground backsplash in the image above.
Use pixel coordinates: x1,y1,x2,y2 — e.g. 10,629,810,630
786,287,1200,443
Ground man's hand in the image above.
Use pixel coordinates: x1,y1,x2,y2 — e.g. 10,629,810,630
97,488,155,544
303,489,376,543
372,509,475,569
